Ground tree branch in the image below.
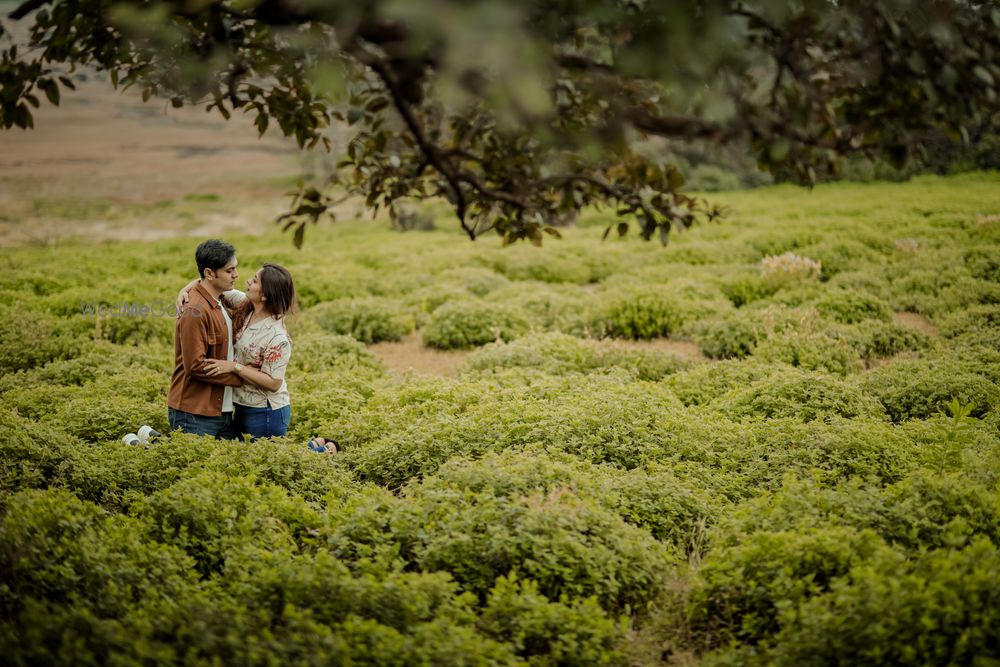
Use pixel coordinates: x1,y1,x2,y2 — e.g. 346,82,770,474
624,107,728,141
348,41,477,239
9,0,49,20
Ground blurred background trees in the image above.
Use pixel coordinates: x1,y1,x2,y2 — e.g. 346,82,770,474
2,0,998,245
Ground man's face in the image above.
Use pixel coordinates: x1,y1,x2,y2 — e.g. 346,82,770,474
205,255,238,292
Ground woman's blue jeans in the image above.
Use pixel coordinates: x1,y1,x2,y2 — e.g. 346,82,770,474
236,404,291,439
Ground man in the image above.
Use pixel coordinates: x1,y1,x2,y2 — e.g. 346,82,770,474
167,239,244,438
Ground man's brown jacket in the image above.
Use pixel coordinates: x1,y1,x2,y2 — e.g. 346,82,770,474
167,282,242,416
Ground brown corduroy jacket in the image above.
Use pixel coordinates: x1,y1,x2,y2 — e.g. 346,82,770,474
167,282,242,416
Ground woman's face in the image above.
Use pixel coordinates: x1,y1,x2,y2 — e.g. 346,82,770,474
247,269,264,304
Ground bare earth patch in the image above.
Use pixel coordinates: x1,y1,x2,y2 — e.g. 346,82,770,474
893,311,940,337
370,332,704,378
609,337,706,362
369,332,471,378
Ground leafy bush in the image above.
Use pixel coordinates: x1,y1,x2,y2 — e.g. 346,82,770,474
752,324,864,375
756,539,1000,667
486,246,593,284
936,304,1000,341
665,358,779,406
388,476,675,610
692,305,875,373
0,409,75,499
810,288,893,323
859,357,1000,421
285,369,375,442
847,319,930,360
719,273,777,307
691,313,759,359
422,300,531,349
307,297,415,343
436,266,510,296
759,252,822,288
0,304,85,373
491,281,591,332
480,576,628,665
688,527,894,644
288,331,385,374
464,332,688,381
711,366,886,421
135,471,322,576
338,374,686,487
423,450,720,553
588,291,688,339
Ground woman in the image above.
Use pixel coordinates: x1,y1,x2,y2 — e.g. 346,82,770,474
178,264,296,438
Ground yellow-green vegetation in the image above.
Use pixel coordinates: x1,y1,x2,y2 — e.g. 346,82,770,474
2,173,1000,665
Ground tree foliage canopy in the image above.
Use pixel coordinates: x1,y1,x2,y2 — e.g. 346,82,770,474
2,0,999,245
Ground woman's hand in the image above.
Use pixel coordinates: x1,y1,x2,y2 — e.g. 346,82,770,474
203,359,238,376
175,279,200,317
175,290,189,316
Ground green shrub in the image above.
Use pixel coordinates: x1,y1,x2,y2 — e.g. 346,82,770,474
743,417,920,488
288,331,385,374
0,409,75,499
665,358,778,406
422,301,531,349
810,289,893,323
936,304,1000,341
719,273,777,307
0,341,172,392
711,366,886,421
491,281,591,332
307,297,415,343
293,262,379,307
752,325,864,375
338,374,685,487
486,247,593,284
436,266,510,296
0,304,85,373
135,471,322,576
480,576,628,665
389,477,675,610
859,358,1000,421
757,539,1000,667
286,370,375,442
0,489,200,664
464,332,688,381
847,319,930,360
796,239,884,277
688,527,894,645
691,313,759,359
589,291,687,339
713,472,1000,556
423,450,720,553
965,245,1000,282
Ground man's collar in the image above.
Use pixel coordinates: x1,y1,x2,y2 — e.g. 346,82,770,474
192,281,222,309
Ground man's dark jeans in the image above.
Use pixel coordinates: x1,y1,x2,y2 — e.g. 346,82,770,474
168,408,241,440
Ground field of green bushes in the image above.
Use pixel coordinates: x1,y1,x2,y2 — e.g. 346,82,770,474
2,172,999,665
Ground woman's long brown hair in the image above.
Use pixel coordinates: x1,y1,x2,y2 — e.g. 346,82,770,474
231,263,297,335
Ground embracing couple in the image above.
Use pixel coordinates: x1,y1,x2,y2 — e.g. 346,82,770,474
166,239,333,451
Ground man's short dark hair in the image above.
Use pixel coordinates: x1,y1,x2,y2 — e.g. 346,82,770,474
195,240,236,279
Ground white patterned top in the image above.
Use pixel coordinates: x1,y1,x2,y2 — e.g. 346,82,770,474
224,290,292,409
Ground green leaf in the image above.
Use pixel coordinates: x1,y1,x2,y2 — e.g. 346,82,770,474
293,223,306,249
972,66,994,86
617,222,629,237
39,79,60,105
